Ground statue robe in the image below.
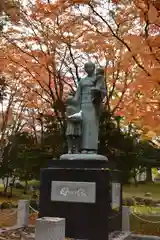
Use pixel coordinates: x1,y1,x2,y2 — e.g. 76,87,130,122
74,75,106,151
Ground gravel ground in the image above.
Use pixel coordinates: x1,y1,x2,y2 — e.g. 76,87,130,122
0,209,36,239
0,210,17,228
0,226,35,240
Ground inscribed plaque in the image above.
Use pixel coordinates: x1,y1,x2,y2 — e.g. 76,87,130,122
51,181,96,203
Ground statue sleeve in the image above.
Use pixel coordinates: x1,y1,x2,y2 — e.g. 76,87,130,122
65,107,69,117
96,76,106,98
73,81,81,104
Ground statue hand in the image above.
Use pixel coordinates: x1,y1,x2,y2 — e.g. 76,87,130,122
68,110,82,122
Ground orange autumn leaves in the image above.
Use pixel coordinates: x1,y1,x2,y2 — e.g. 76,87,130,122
99,0,160,134
133,2,159,133
1,0,160,136
0,0,20,22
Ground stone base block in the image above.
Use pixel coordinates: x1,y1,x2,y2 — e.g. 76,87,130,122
35,217,65,240
39,161,122,240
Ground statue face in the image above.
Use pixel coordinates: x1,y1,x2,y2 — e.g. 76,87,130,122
84,62,95,75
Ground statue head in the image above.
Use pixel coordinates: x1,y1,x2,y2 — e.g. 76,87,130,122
84,61,95,76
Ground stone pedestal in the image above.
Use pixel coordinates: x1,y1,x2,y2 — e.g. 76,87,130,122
35,217,65,240
17,200,29,227
122,206,130,232
39,159,122,240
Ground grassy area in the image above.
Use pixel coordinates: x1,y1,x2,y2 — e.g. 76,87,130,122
20,180,40,187
123,183,160,200
0,189,34,204
130,214,160,236
0,181,159,205
0,180,40,204
131,205,160,215
124,183,160,236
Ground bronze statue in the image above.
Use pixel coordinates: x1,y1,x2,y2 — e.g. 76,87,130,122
61,61,108,160
71,62,106,154
65,95,82,154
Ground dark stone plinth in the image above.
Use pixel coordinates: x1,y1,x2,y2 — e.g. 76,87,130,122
39,160,122,240
49,159,109,169
48,159,118,170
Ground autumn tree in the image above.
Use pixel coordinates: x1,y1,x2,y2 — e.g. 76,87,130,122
67,0,160,136
0,0,20,19
1,1,133,124
1,0,159,146
0,0,92,158
1,0,159,182
0,43,38,192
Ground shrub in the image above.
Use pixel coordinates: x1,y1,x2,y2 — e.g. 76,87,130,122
15,182,24,189
0,202,13,209
144,198,153,206
123,198,135,206
28,180,40,187
134,197,145,205
12,204,17,208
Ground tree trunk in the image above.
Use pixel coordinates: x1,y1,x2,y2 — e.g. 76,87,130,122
132,170,138,187
3,176,9,194
133,175,138,187
146,166,153,183
23,179,28,194
9,176,16,197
